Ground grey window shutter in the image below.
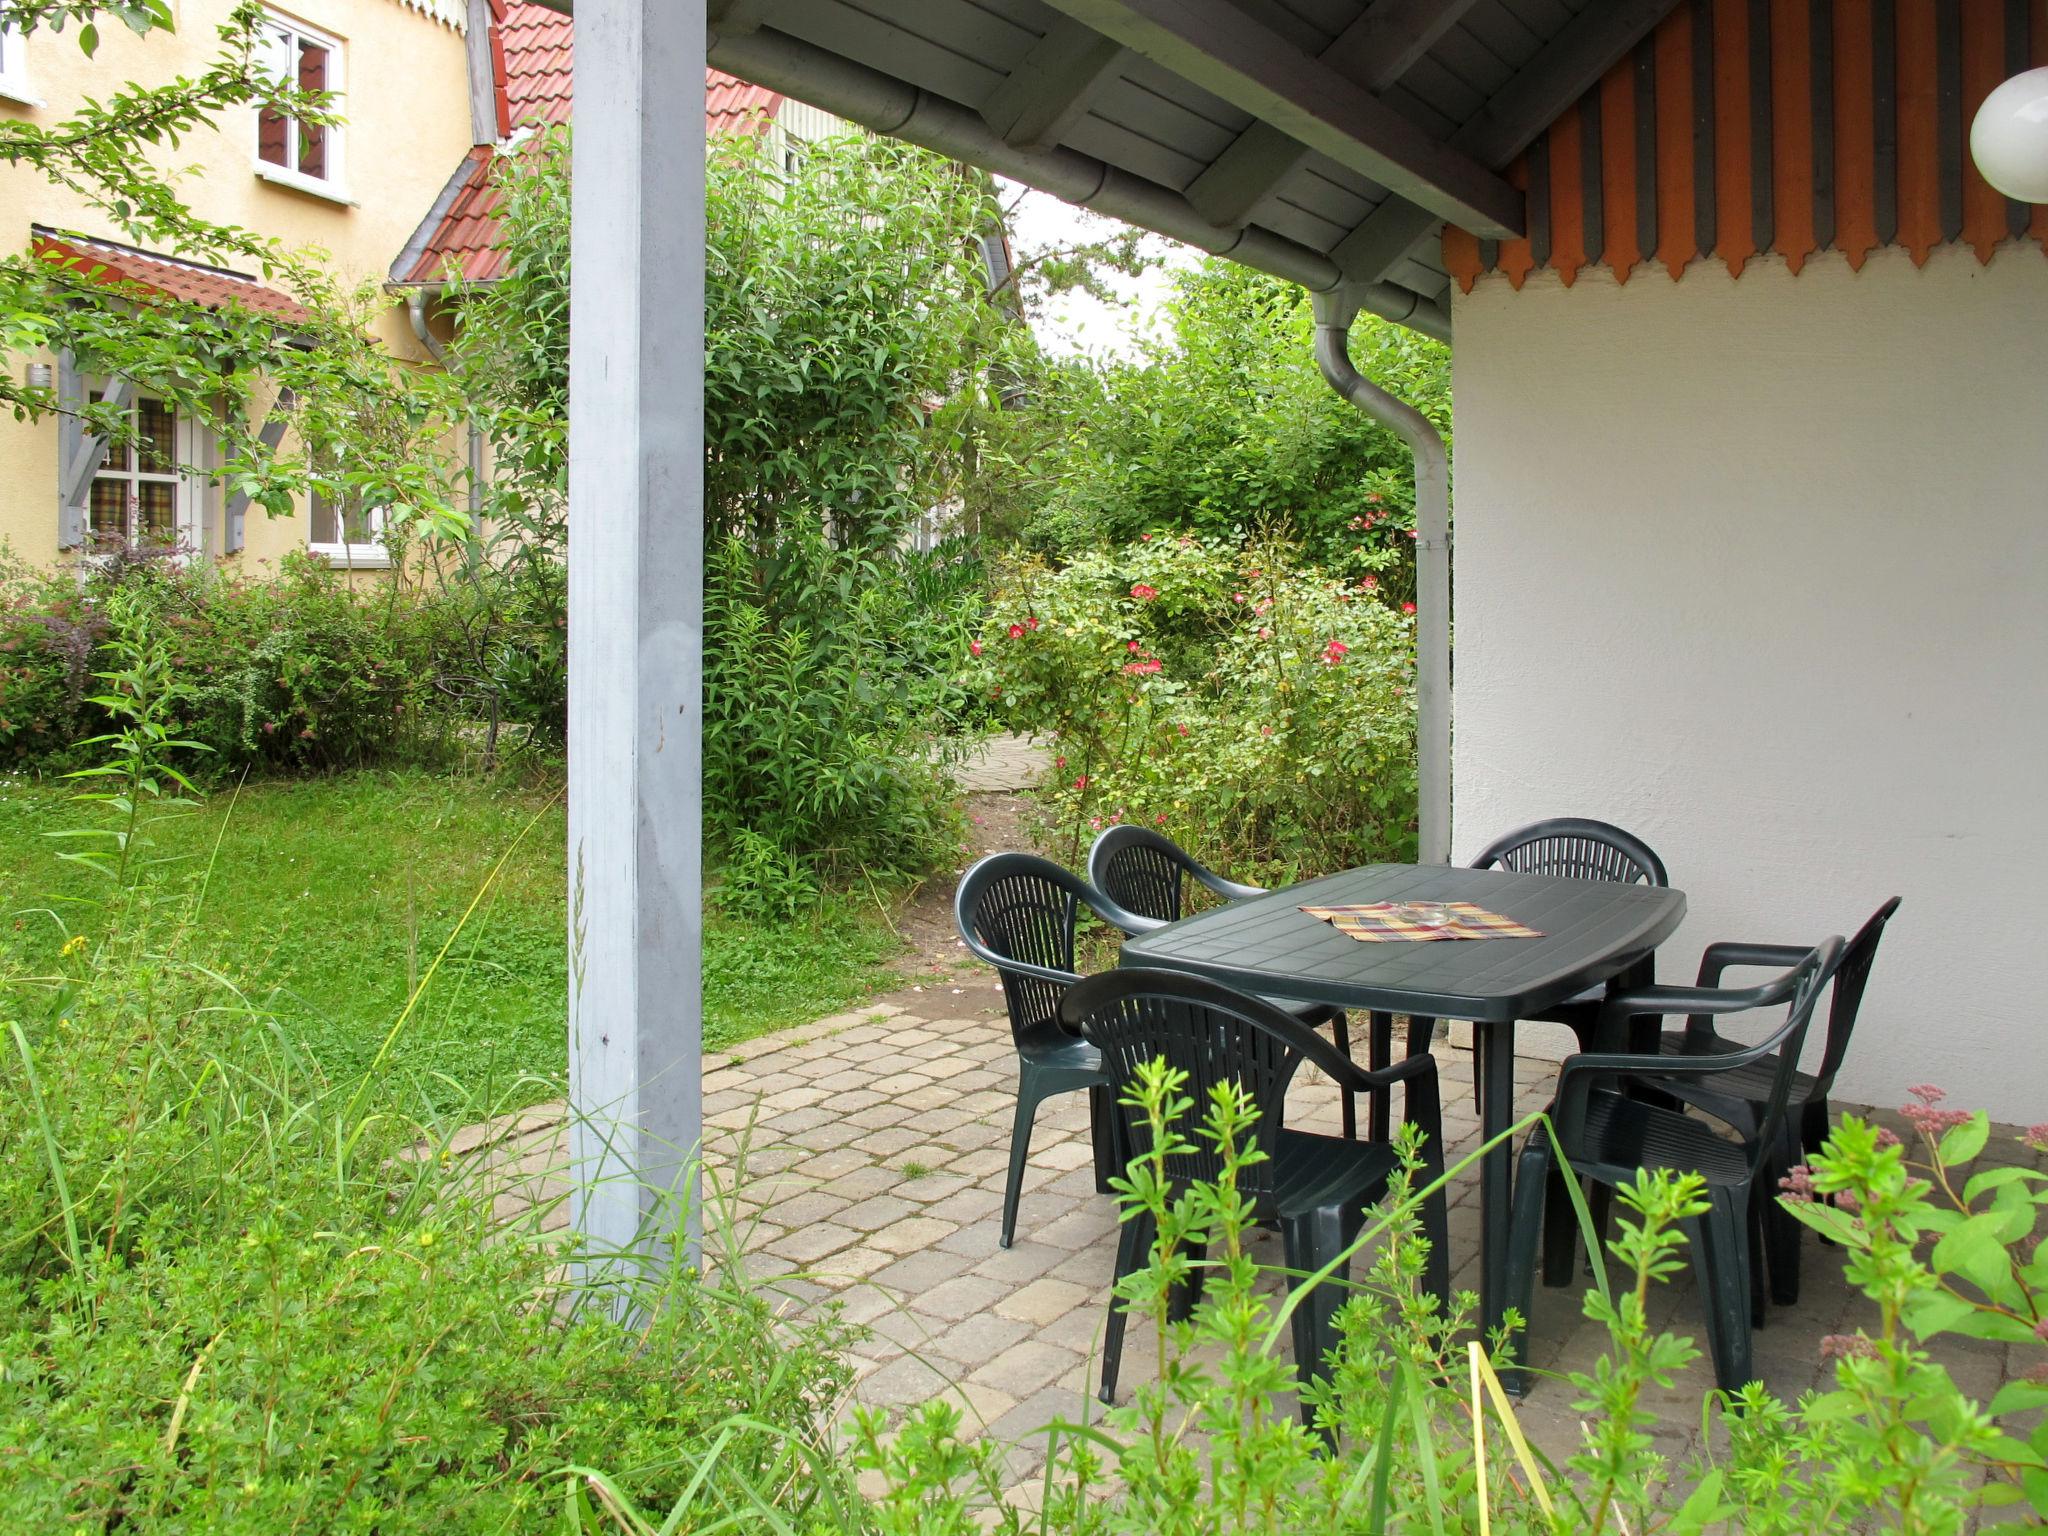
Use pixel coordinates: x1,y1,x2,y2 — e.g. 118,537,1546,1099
222,386,295,554
57,361,131,549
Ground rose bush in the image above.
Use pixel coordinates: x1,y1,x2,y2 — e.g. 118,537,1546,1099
972,533,1417,879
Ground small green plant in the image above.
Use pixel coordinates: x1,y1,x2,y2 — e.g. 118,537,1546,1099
901,1160,932,1181
816,1067,2042,1533
1765,1090,2048,1525
44,580,208,887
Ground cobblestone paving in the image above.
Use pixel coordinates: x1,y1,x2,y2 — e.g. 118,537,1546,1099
456,971,2034,1487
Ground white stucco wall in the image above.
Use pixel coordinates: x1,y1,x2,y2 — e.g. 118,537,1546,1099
1449,243,2048,1121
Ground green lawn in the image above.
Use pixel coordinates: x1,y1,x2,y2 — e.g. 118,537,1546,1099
0,770,906,1111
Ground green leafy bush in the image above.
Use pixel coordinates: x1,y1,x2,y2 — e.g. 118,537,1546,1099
704,527,972,893
1017,260,1448,585
0,550,449,773
975,533,1418,878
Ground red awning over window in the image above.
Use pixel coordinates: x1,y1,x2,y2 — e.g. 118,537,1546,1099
32,230,311,323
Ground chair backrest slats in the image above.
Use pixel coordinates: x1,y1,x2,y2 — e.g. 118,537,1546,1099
1088,825,1262,926
1061,969,1351,1211
955,852,1137,1048
1098,839,1187,924
1470,817,1669,888
1810,897,1902,1096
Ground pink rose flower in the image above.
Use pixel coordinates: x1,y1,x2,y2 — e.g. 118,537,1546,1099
1130,583,1159,601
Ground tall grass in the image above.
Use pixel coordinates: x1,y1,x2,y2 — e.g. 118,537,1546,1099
0,847,858,1531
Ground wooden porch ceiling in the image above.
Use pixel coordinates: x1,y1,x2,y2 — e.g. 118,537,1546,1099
534,0,1690,335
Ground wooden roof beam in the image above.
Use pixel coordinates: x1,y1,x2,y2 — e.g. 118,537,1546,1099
1331,0,1683,280
1038,0,1524,239
981,17,1129,151
1187,0,1482,227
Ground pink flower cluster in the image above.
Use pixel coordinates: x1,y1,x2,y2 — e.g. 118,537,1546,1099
1130,583,1159,601
1321,639,1350,666
1819,1333,1877,1361
1900,1082,1972,1138
1778,1164,1815,1202
1122,657,1162,675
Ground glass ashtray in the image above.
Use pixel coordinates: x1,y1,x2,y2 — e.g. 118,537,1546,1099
1385,902,1452,928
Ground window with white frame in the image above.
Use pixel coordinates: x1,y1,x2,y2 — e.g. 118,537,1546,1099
255,12,345,197
0,20,37,105
87,387,195,550
308,487,389,566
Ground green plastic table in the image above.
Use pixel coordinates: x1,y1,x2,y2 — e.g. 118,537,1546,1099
1120,861,1687,1343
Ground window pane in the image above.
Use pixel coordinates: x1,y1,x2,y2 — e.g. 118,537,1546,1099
89,478,128,540
296,40,328,178
298,119,327,179
136,482,176,544
136,397,175,473
258,106,289,167
309,491,339,546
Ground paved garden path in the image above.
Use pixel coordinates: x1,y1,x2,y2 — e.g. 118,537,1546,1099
452,972,2033,1500
948,732,1049,794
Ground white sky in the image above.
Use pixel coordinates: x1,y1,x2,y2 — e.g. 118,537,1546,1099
998,178,1198,360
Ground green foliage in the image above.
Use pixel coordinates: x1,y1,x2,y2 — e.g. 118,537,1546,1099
975,532,1417,878
0,772,908,1108
704,527,978,891
44,576,209,885
753,1074,2040,1535
0,551,450,774
1764,1095,2048,1526
1017,260,1449,575
0,912,856,1530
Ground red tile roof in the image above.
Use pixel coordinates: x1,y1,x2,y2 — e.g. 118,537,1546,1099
492,0,572,134
396,0,787,285
705,69,783,134
33,230,310,323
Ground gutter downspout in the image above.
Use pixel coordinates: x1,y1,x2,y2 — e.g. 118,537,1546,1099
1312,286,1451,866
406,287,486,527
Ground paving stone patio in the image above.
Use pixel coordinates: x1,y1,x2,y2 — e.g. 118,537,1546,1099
453,969,2037,1489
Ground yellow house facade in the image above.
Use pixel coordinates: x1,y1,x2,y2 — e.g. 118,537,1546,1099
0,0,475,572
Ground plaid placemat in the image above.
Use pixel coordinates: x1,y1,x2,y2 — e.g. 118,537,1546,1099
1300,901,1546,942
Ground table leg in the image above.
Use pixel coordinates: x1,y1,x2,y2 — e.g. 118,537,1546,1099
1476,1018,1518,1347
1368,1011,1392,1141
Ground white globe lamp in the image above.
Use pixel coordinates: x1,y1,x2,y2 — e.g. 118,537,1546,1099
1971,67,2048,203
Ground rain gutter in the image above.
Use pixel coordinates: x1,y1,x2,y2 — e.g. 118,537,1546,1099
1312,286,1450,865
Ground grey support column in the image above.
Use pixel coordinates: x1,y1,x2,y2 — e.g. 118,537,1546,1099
566,0,707,1275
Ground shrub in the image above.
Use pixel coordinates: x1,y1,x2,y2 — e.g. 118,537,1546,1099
704,527,975,895
0,550,454,774
974,533,1418,879
1016,259,1447,585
